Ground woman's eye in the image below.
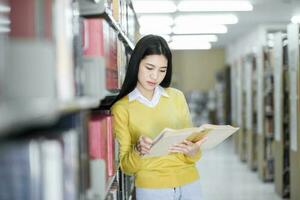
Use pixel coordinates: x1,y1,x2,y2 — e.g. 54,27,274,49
160,70,167,73
146,66,153,70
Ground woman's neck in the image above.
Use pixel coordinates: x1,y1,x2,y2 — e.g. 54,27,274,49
136,85,155,101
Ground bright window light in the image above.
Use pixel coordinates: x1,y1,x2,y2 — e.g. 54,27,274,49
132,0,177,13
175,14,238,25
171,35,218,42
177,1,253,12
140,25,172,35
169,41,212,50
0,4,10,13
173,25,227,34
291,15,300,24
139,15,174,26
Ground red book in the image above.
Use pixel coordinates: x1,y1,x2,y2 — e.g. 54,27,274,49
88,115,107,161
10,0,52,39
82,18,104,57
106,115,115,177
106,27,118,90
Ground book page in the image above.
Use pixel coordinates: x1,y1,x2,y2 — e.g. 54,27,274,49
200,126,239,150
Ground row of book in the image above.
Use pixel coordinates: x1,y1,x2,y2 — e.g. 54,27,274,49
83,17,123,99
111,0,139,43
1,0,135,104
0,111,124,200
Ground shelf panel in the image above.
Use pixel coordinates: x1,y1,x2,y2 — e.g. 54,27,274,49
0,100,59,135
0,97,102,136
78,0,106,16
59,97,100,112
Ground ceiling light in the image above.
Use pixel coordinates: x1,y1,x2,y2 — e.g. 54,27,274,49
178,1,253,12
169,41,212,50
291,15,300,24
139,15,174,26
0,4,10,13
140,25,172,35
132,0,177,13
171,35,218,42
173,25,227,34
175,14,238,25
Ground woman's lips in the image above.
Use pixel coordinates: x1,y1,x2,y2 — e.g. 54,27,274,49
147,81,156,86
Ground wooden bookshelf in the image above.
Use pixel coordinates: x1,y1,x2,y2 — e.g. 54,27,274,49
287,23,300,200
273,32,290,198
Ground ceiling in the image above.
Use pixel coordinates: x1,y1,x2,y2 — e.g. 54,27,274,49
132,0,300,48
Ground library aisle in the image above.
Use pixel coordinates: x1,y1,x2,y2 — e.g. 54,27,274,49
197,138,281,200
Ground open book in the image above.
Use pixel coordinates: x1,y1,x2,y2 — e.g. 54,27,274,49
143,124,239,158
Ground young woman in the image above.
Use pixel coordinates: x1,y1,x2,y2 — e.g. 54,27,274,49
111,35,206,200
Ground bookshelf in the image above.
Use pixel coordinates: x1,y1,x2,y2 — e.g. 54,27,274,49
273,32,290,198
235,58,247,161
257,44,275,182
287,23,300,200
0,0,140,200
231,61,239,153
245,54,257,170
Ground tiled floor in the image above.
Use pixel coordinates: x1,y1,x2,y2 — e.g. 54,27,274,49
196,138,282,200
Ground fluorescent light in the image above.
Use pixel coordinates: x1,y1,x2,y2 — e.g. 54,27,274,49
173,25,227,34
132,0,176,13
140,25,172,35
291,15,300,24
175,14,238,25
0,4,10,13
139,15,174,26
169,41,212,50
178,1,253,12
171,35,218,42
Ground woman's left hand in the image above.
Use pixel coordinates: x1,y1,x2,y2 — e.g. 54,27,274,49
168,136,208,157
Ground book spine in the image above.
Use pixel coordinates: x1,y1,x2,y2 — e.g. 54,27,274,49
106,115,115,177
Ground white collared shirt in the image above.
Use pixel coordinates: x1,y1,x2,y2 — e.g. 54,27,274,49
128,86,169,107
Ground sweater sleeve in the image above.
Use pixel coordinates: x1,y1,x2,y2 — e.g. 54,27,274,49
111,103,141,175
177,90,201,163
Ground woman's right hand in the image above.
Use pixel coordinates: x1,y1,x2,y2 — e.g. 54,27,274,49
135,136,153,156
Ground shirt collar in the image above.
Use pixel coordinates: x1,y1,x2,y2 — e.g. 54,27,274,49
128,85,169,102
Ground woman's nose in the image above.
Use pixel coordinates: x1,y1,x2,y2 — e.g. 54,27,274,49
150,71,158,80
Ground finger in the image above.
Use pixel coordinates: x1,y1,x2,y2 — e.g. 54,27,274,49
168,146,189,154
141,136,153,145
172,143,191,149
140,145,151,152
140,141,152,150
195,136,208,146
182,140,193,146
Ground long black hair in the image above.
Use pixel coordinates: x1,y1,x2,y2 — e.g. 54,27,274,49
112,34,172,105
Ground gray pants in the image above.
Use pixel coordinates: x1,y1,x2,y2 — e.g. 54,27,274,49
136,179,203,200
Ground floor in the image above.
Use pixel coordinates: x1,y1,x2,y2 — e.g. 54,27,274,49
197,137,282,200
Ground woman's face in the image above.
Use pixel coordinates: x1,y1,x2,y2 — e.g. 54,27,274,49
137,54,168,93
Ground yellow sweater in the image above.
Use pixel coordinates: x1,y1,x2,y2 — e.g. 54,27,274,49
111,87,201,188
